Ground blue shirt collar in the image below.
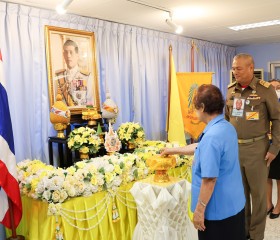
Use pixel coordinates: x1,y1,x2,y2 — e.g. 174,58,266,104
202,114,224,135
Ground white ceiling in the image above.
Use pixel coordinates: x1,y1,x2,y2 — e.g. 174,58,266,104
4,0,280,46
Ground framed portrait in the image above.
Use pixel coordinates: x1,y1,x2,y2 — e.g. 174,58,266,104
45,26,100,114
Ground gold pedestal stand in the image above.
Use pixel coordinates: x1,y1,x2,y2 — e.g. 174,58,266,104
154,170,170,183
127,142,136,150
82,107,101,127
53,123,68,138
79,151,89,160
146,155,176,183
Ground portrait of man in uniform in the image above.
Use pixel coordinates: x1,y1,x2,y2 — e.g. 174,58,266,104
235,98,243,110
232,98,244,117
55,39,89,106
45,26,100,114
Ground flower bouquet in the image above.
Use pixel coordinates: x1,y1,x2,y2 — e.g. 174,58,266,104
117,122,145,147
67,126,101,155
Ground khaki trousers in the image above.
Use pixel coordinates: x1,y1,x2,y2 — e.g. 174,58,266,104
239,138,269,240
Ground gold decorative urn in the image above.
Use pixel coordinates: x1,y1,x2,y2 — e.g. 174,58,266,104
146,155,176,183
50,94,71,138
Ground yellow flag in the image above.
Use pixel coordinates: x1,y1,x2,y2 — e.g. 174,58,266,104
177,72,212,140
167,49,186,145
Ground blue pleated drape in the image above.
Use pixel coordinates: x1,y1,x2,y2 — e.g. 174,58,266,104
0,2,235,164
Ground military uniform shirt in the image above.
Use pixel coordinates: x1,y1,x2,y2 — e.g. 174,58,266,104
225,77,280,155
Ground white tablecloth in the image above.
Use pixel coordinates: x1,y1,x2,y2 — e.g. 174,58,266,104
130,176,198,240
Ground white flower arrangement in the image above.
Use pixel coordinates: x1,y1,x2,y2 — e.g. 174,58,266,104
67,126,101,154
17,141,193,205
17,153,149,204
117,122,145,145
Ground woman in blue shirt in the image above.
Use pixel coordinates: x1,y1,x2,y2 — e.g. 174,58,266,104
161,84,246,240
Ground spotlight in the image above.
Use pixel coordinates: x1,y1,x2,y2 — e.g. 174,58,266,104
166,18,183,34
56,0,74,14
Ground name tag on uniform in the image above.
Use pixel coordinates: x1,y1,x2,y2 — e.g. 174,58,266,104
246,111,259,120
231,97,245,117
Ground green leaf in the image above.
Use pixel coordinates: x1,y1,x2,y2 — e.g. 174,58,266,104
99,167,105,174
133,169,138,179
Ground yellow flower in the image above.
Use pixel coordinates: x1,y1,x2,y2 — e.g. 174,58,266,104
91,176,97,185
68,138,74,148
31,178,39,191
77,127,85,133
105,172,114,183
114,165,122,174
67,127,100,153
137,131,144,138
39,171,48,179
67,166,76,175
76,161,86,169
117,122,145,144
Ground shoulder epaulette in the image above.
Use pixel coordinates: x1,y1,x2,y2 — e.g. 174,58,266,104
227,81,236,89
55,69,66,75
80,69,90,76
258,80,270,88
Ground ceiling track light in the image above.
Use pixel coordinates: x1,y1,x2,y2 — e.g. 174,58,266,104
56,0,74,14
166,18,183,34
166,12,183,34
126,0,183,34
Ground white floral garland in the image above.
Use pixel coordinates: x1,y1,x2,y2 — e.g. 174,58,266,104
18,141,193,237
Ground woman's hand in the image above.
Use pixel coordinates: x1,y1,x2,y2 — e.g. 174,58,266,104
193,207,206,231
159,147,173,156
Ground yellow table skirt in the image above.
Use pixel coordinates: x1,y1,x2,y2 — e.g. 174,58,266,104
7,165,190,240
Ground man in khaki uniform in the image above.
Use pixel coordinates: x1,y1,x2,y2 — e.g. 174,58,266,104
225,53,280,240
55,39,90,106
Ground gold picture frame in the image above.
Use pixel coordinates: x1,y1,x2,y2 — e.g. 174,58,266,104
45,26,100,115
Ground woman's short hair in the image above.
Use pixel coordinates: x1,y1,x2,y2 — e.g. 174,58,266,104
193,84,224,114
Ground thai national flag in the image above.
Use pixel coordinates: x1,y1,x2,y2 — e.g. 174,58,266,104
0,50,22,229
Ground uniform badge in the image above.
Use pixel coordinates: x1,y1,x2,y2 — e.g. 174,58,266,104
246,111,259,120
247,96,261,100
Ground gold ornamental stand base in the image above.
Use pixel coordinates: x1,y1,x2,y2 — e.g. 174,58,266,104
56,130,65,138
88,120,97,126
127,142,136,150
154,170,170,183
53,123,67,138
107,151,115,156
79,151,89,160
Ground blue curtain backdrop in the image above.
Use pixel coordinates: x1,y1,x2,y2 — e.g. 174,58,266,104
0,2,235,164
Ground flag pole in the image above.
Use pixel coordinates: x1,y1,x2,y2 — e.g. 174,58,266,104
166,45,172,137
6,199,24,240
191,40,195,72
190,40,195,144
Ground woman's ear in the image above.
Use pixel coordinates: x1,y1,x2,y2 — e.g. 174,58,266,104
201,103,205,112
